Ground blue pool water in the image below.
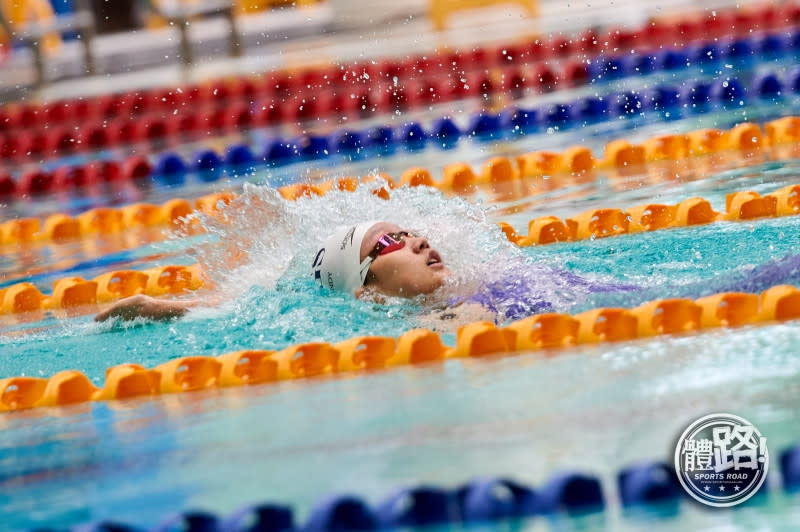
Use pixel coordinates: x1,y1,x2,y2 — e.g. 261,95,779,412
3,104,800,529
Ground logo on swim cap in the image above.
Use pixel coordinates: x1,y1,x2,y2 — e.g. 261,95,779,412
674,413,768,507
311,221,378,295
341,226,355,250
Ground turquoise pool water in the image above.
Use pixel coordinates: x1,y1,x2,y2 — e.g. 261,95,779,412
3,111,800,529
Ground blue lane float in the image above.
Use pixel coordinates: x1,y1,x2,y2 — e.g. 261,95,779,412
26,439,800,532
781,444,800,492
375,486,455,528
457,477,538,521
220,503,294,532
617,462,680,507
431,117,461,148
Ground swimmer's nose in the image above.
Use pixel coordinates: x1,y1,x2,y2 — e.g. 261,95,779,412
409,235,429,253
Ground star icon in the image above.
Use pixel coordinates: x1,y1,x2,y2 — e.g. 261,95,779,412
704,486,710,492
734,486,740,491
720,486,726,492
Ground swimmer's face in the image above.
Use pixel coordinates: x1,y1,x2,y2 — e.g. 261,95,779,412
359,222,448,298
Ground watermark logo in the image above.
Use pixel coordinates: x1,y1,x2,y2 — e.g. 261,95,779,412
674,413,768,507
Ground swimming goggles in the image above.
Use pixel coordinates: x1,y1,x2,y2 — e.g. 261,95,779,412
359,231,415,282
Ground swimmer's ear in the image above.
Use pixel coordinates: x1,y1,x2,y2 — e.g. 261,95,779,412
354,286,365,299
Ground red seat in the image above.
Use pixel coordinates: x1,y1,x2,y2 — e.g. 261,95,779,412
234,78,259,102
122,155,152,181
208,81,233,104
366,84,392,114
756,4,780,30
609,28,640,53
184,84,214,107
223,103,254,131
469,71,495,97
385,83,412,110
532,64,559,93
253,98,286,125
781,3,800,26
52,128,79,154
524,39,546,63
0,107,10,133
144,117,179,142
19,130,49,157
417,78,448,105
8,103,40,130
548,34,572,58
349,89,376,118
674,19,700,44
318,65,343,89
0,170,14,197
576,30,602,55
150,88,186,112
175,111,202,137
110,117,146,146
289,94,321,123
701,11,732,39
79,123,112,151
440,52,465,76
642,20,672,48
411,54,442,78
732,10,760,35
72,98,94,121
500,67,527,96
300,67,327,91
99,160,122,182
99,94,133,118
18,169,53,195
379,59,405,81
52,164,100,189
563,59,589,87
466,46,489,70
0,134,21,159
264,72,298,99
43,100,75,125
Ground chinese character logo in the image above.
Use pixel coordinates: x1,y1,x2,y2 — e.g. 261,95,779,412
674,413,769,507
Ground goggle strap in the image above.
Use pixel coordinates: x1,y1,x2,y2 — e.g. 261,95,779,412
359,257,374,283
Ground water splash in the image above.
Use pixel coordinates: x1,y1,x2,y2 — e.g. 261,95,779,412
182,180,597,320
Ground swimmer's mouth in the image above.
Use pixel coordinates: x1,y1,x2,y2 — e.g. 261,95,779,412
427,251,444,269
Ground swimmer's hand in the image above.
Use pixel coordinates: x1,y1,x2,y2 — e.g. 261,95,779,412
94,295,196,322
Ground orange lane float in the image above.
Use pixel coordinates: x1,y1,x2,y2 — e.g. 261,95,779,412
4,283,800,413
0,192,230,245
0,265,203,315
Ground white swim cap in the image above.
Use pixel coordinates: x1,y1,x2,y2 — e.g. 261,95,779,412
311,220,379,295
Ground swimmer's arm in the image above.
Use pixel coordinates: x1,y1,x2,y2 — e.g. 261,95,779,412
94,294,199,322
